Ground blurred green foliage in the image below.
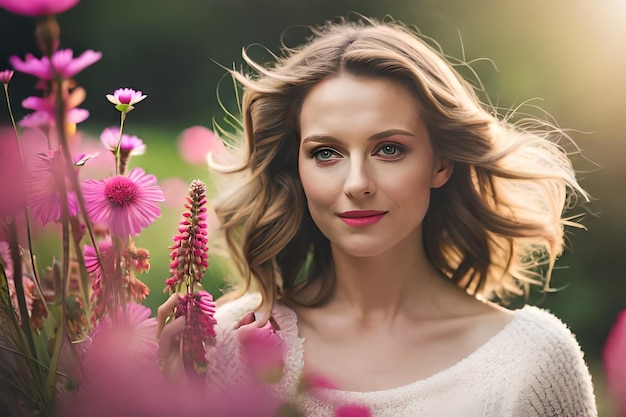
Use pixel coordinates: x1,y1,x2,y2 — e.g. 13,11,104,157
1,1,625,414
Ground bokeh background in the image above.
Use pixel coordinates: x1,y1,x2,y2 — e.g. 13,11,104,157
1,0,625,415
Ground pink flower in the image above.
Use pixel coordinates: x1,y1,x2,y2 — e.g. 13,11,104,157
299,372,337,394
100,126,145,155
239,321,286,384
83,237,114,279
20,93,89,128
82,167,164,237
89,303,159,364
0,0,79,17
177,126,225,165
164,180,209,292
106,88,146,113
25,150,78,226
176,290,217,378
0,69,14,84
333,405,373,417
0,128,27,216
10,49,101,80
159,177,189,208
604,310,626,414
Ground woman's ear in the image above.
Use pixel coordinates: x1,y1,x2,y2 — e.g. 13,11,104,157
431,157,454,189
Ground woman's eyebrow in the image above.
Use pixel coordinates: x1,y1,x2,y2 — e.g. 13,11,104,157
369,129,415,140
301,135,341,144
302,129,415,144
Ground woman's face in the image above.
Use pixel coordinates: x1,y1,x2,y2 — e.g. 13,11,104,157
298,74,452,258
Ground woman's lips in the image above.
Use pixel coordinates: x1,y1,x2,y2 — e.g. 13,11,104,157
337,210,387,227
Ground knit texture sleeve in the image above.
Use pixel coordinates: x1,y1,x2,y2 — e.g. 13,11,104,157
511,307,598,417
204,292,262,390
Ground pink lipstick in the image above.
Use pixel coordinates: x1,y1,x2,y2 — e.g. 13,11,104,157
337,210,387,227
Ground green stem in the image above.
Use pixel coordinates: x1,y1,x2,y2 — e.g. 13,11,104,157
69,216,92,321
3,84,19,141
42,77,73,410
114,112,127,175
6,220,47,407
3,83,44,308
7,221,38,364
0,344,68,376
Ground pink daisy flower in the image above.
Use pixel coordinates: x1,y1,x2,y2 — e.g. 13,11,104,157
0,69,14,84
83,237,114,279
10,49,101,80
106,88,146,113
0,0,80,17
88,302,159,363
99,126,145,155
82,167,164,237
20,94,89,129
26,150,78,226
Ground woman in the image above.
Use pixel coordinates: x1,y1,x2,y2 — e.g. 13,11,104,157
159,17,597,416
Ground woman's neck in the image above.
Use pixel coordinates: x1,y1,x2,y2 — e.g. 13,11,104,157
327,236,459,324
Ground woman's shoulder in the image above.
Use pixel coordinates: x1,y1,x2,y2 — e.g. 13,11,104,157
502,304,591,370
510,305,585,352
214,291,262,329
503,305,598,416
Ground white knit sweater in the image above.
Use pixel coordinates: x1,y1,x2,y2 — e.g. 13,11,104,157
206,293,597,417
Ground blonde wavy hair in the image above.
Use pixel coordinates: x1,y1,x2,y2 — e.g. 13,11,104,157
210,17,588,314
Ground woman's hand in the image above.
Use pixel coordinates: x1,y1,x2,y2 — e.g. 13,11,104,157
156,293,278,382
156,293,185,381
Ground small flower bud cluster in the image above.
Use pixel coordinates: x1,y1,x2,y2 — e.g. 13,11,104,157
165,180,209,293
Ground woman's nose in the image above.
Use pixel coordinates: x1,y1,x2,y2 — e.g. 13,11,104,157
343,160,375,198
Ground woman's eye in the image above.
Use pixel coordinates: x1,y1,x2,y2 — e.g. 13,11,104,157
375,144,405,158
312,148,338,161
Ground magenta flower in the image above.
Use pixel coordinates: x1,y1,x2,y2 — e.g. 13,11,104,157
100,126,145,175
604,310,626,414
160,177,189,208
164,180,209,292
84,237,114,279
333,405,373,417
0,69,14,84
89,302,159,363
20,94,89,128
106,88,146,113
0,0,80,17
175,290,217,377
0,128,27,216
100,126,146,156
178,125,226,165
82,167,164,237
10,49,101,80
26,150,78,226
239,321,285,384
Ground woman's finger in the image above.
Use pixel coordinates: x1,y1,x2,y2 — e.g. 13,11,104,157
156,293,180,338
